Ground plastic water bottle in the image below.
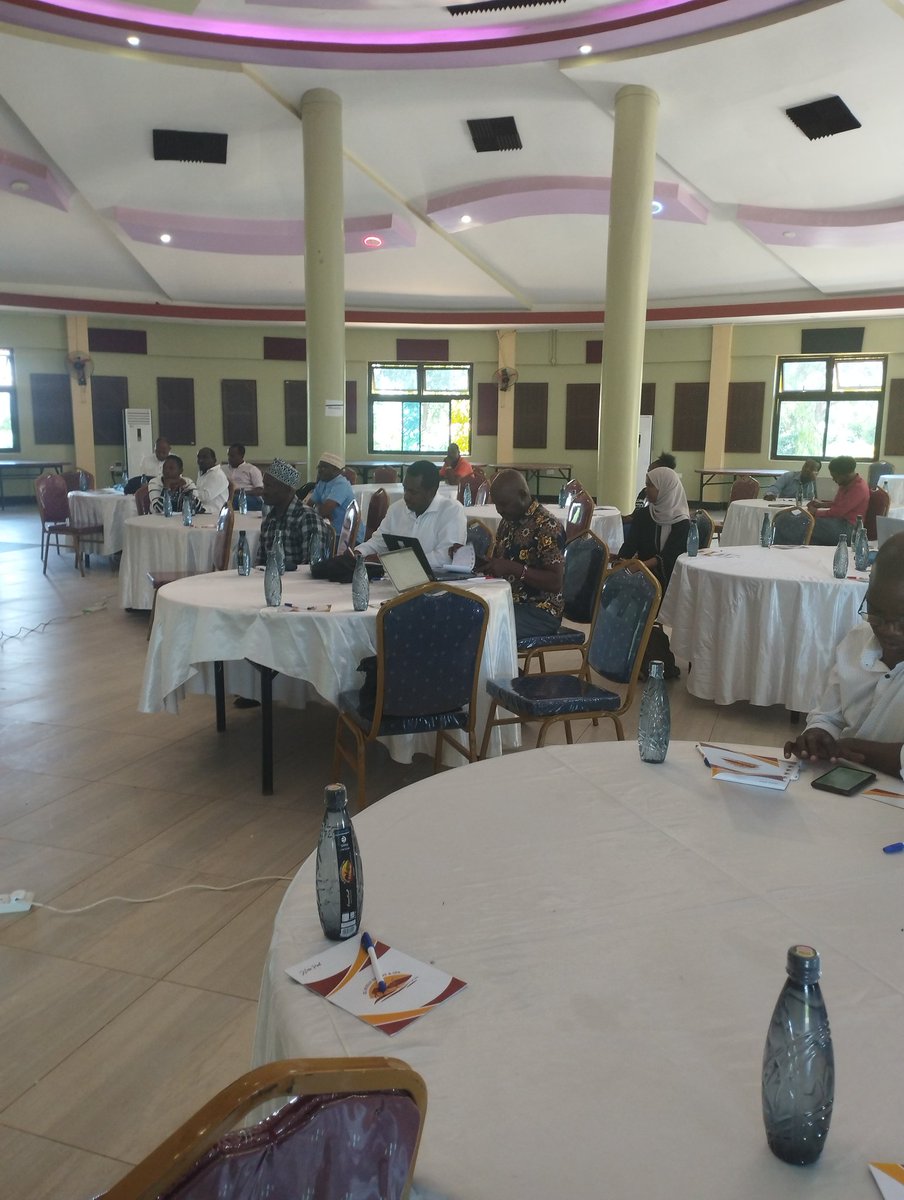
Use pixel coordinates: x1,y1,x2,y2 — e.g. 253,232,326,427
352,553,370,612
795,484,803,506
264,545,282,607
762,945,834,1166
832,533,849,579
273,529,286,576
558,484,568,508
238,488,248,515
686,519,699,558
235,530,251,576
162,488,173,518
760,513,773,548
462,483,473,507
638,660,670,763
182,497,193,526
853,516,869,571
315,783,363,940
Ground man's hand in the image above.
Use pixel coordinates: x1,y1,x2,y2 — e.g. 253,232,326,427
783,727,839,761
448,542,463,559
483,556,519,579
763,492,777,501
834,737,868,763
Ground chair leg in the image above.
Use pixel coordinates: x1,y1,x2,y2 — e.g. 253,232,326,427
214,661,225,732
260,667,276,796
612,715,625,741
479,701,499,760
564,720,574,745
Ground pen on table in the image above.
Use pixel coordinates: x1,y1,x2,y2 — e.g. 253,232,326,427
361,931,387,992
883,842,904,854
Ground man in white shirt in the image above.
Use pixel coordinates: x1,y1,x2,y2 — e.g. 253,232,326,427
139,436,170,479
148,455,198,514
195,447,231,513
785,532,904,778
355,459,466,572
224,443,264,494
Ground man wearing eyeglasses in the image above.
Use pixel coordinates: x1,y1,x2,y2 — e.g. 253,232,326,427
784,532,904,777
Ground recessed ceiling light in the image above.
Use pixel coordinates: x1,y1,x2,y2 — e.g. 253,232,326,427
9,180,30,193
782,231,797,239
651,200,663,215
159,233,172,244
579,44,593,55
127,35,140,46
460,214,472,225
362,235,382,248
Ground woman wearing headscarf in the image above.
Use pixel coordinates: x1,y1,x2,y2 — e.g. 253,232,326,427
615,466,691,678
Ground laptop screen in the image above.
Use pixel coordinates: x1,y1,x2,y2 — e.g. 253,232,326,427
378,546,431,592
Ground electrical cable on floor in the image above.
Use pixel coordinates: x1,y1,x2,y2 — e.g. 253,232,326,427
0,593,117,648
31,875,296,915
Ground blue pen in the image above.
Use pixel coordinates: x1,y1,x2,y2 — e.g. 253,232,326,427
883,842,904,854
361,931,387,992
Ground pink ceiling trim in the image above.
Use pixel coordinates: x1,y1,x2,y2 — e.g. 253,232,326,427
738,203,904,248
110,207,416,254
0,148,70,211
427,176,709,228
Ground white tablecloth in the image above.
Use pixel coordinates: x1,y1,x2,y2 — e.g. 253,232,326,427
68,489,136,556
659,545,868,712
119,513,263,609
878,474,904,506
720,498,798,547
139,572,518,764
464,503,625,549
253,739,904,1199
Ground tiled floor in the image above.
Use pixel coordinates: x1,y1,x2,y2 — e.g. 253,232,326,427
0,506,794,1198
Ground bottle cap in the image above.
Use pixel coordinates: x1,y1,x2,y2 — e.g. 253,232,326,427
786,944,821,984
647,660,665,678
324,783,348,812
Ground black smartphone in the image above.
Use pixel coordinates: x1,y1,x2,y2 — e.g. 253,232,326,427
811,765,877,796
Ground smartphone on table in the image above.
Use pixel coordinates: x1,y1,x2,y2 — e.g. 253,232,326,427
811,764,877,796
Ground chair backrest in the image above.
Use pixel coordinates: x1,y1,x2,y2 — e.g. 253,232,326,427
213,504,235,571
693,509,715,550
466,517,494,559
318,517,337,558
134,483,151,515
869,460,895,488
729,474,759,501
365,487,389,539
34,472,70,524
866,485,890,539
564,491,593,542
771,505,815,545
586,561,662,688
562,530,609,624
374,584,489,722
336,498,361,554
564,478,583,497
474,480,490,504
341,466,358,485
62,467,95,491
100,1057,427,1200
373,466,398,482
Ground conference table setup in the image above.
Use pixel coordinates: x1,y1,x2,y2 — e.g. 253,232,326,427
139,569,519,791
659,545,870,714
253,738,904,1198
68,487,137,557
119,511,263,609
719,497,798,547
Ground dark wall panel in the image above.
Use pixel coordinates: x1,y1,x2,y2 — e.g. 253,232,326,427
565,382,599,450
801,327,864,354
285,380,307,446
92,376,129,445
672,382,708,452
640,382,656,416
263,337,306,361
88,328,147,355
885,378,904,456
725,381,765,454
345,380,357,436
513,382,548,449
396,338,449,361
476,381,498,437
585,340,603,364
31,373,73,444
221,379,258,446
157,377,196,446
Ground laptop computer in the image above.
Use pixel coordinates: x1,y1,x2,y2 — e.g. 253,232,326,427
377,546,435,592
382,532,479,580
876,515,904,546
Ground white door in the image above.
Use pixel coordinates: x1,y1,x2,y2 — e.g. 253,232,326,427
636,415,653,496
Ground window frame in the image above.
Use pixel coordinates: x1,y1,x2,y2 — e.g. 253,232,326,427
0,348,21,453
367,361,472,455
771,352,887,461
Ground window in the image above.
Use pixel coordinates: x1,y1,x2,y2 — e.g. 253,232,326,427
369,362,472,454
0,348,19,451
772,354,886,460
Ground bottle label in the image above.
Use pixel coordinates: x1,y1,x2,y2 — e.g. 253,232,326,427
332,829,359,937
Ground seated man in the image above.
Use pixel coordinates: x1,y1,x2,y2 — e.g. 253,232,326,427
764,458,821,501
256,458,325,570
305,450,361,543
807,455,869,545
224,443,264,508
148,454,198,514
785,531,904,778
356,459,466,572
195,447,231,513
139,436,170,480
439,442,473,481
481,469,564,639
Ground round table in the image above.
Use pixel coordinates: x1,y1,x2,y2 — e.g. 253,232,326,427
464,503,625,549
68,488,137,556
119,512,263,609
659,544,868,712
720,498,797,547
253,740,904,1199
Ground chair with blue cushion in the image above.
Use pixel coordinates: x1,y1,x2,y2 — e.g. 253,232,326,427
466,517,495,559
333,583,490,808
518,530,609,676
479,561,661,756
771,505,814,545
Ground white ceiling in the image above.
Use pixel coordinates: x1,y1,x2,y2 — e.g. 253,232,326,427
1,0,903,327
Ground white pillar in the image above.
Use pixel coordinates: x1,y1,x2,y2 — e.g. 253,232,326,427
301,88,346,479
598,85,659,512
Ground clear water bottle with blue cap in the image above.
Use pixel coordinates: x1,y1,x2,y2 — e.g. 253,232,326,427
235,530,251,576
760,513,773,548
462,482,472,507
638,660,670,763
264,544,282,606
762,944,834,1165
853,516,869,571
162,488,173,518
686,519,699,558
832,533,849,579
238,488,248,515
558,484,568,508
182,496,193,526
352,553,370,612
316,783,363,940
273,528,286,576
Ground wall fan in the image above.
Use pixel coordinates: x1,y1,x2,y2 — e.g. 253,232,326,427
67,351,94,387
493,367,519,392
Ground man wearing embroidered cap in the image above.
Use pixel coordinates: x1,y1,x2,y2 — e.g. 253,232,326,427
304,450,360,543
257,458,323,570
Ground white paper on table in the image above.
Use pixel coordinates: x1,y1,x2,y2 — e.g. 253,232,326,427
865,782,904,810
287,937,467,1036
697,743,800,791
445,542,476,574
869,1162,904,1198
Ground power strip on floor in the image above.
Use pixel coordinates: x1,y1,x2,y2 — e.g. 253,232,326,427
0,890,34,914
